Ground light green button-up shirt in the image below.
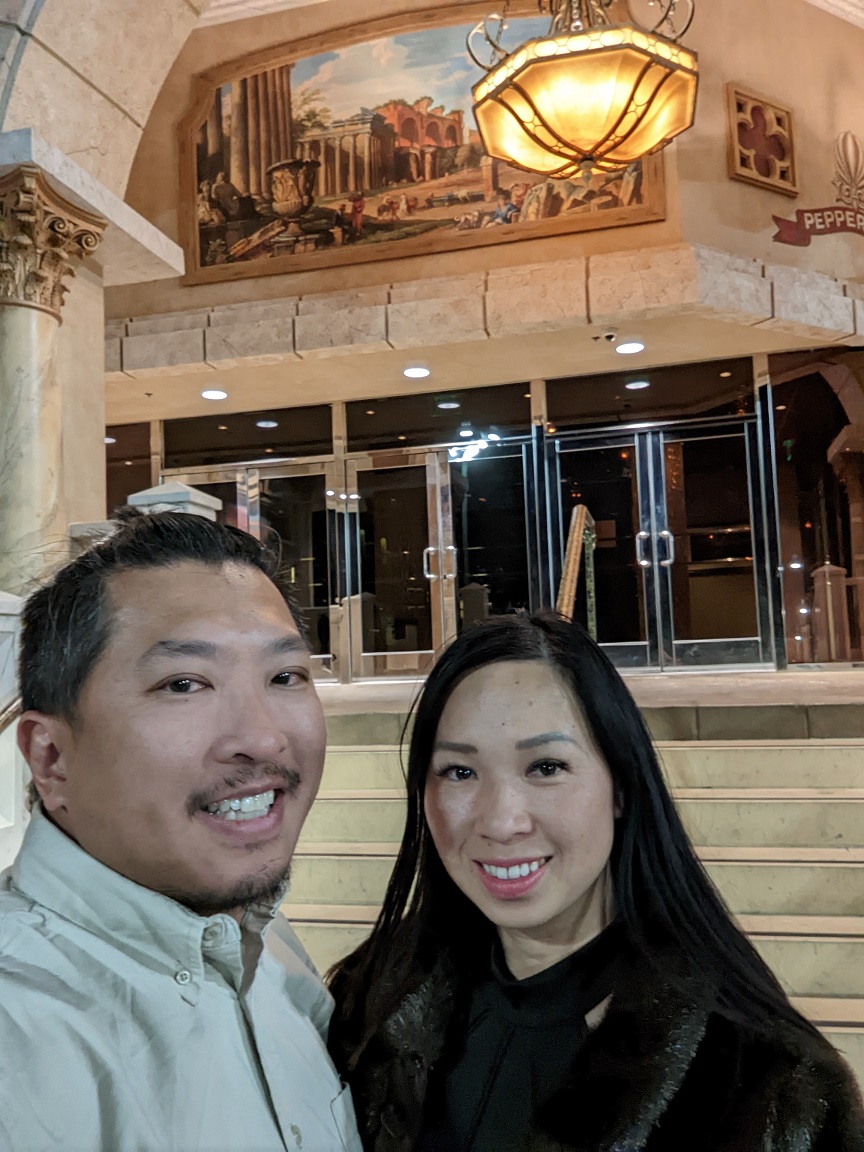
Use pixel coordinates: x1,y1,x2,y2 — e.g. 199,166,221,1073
0,808,362,1152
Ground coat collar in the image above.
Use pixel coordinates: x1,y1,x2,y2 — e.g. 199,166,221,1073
537,972,710,1151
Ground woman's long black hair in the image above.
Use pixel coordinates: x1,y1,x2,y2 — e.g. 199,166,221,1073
329,612,819,1058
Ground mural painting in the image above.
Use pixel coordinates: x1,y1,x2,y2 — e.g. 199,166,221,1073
184,17,665,281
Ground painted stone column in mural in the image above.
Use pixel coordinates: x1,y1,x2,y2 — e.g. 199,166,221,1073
230,78,250,195
0,165,106,595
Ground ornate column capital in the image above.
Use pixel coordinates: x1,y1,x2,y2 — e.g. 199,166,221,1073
0,164,106,319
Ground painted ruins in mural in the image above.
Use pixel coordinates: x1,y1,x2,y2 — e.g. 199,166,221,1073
188,18,663,278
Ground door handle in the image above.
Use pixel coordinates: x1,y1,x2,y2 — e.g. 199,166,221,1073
659,530,676,568
635,531,651,568
444,545,458,581
423,546,439,580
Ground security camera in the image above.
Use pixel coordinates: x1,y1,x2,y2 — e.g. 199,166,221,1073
603,330,618,343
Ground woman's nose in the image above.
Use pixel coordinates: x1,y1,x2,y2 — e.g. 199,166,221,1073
474,780,533,841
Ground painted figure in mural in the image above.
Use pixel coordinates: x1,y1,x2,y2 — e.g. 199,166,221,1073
0,511,362,1152
350,193,366,238
485,188,521,227
328,615,864,1152
196,179,225,226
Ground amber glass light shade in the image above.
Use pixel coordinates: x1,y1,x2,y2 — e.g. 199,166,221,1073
472,25,698,175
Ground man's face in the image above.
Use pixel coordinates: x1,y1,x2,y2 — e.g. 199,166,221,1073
25,561,326,915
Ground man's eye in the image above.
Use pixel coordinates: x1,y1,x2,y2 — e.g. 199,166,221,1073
162,678,202,695
273,671,307,687
528,759,567,778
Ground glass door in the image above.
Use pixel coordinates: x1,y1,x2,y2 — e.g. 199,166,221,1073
344,451,457,679
450,443,534,631
162,461,342,680
551,421,774,669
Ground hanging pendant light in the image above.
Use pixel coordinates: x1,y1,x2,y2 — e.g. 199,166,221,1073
469,0,698,177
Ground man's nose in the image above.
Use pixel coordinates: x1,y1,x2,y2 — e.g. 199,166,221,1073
474,779,533,841
211,685,289,764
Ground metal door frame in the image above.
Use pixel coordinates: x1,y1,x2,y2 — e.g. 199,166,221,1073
344,448,458,680
547,416,775,670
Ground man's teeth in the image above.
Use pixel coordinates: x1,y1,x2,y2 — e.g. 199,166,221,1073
206,790,276,821
482,860,545,880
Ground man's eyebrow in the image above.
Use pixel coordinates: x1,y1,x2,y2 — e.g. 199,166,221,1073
137,634,308,668
137,639,218,668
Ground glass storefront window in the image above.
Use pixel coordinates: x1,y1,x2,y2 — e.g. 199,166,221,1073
106,423,151,516
346,382,530,451
163,406,332,469
547,357,754,430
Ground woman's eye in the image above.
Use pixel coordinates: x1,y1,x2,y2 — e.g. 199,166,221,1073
435,764,476,782
162,678,203,695
528,759,567,778
273,670,307,687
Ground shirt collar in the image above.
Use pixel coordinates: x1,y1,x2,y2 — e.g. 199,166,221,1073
11,807,281,1002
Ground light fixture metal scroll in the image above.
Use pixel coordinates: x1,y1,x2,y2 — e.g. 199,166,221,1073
469,0,698,177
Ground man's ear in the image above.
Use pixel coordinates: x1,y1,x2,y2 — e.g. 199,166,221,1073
18,712,72,814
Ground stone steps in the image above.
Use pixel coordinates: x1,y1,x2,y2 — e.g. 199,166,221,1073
300,791,864,850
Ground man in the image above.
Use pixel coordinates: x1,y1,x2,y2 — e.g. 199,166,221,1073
0,510,361,1151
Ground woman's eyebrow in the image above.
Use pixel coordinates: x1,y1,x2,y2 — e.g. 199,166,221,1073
515,732,580,750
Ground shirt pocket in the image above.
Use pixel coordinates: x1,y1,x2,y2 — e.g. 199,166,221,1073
330,1083,361,1151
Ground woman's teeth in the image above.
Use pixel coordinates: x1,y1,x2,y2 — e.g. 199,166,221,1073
482,860,546,880
206,790,276,821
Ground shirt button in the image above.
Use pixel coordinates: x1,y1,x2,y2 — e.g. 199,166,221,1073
175,969,192,986
203,926,221,944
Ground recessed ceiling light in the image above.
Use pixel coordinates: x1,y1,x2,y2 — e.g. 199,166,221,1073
404,366,431,379
104,436,116,445
459,423,475,438
789,560,804,570
264,448,274,453
719,371,733,378
616,341,645,355
397,435,407,441
202,389,228,400
124,460,133,466
326,489,336,497
366,409,376,415
437,400,461,410
218,424,228,431
775,405,787,411
524,392,531,399
256,419,278,428
625,380,650,391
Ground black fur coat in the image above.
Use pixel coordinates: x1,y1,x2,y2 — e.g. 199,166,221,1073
329,948,864,1152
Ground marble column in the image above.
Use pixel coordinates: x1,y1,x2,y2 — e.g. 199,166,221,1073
0,165,105,595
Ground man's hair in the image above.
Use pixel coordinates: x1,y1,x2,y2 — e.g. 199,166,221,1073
19,508,305,721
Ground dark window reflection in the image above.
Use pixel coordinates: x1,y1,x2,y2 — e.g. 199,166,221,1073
163,406,332,469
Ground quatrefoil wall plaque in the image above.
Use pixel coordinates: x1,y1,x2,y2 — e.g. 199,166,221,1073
726,84,799,198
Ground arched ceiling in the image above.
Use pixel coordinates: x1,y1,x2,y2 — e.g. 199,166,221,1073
199,0,864,28
199,0,328,23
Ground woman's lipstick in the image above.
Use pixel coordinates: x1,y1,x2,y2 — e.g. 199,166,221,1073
474,857,550,900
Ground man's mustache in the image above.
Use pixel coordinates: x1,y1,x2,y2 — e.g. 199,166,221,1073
188,763,302,815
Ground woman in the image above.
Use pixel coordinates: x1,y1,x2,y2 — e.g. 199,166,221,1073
329,614,864,1152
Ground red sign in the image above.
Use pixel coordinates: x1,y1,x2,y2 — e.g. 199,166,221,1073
773,205,864,246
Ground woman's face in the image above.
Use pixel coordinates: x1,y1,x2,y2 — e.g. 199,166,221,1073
424,660,617,947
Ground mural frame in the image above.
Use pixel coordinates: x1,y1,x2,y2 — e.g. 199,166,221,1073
178,2,667,287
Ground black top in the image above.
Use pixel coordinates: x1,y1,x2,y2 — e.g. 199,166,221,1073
418,922,623,1152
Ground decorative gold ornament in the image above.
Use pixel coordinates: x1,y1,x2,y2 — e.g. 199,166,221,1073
469,0,698,176
0,165,106,319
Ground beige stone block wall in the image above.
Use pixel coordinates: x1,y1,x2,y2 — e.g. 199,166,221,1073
205,319,297,368
388,296,486,349
123,329,208,377
295,305,388,358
